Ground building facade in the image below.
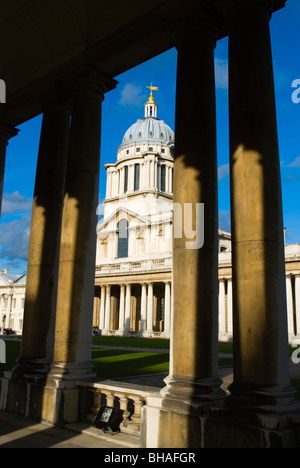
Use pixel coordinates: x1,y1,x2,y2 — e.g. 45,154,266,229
92,89,300,344
0,270,25,334
1,91,300,343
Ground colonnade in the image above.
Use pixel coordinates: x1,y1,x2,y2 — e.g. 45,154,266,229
106,156,173,198
0,0,299,447
94,281,172,337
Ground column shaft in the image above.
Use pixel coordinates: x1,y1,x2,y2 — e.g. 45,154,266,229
50,73,116,381
99,286,106,330
15,95,71,377
118,285,125,332
162,23,224,402
163,281,171,335
146,283,153,334
227,2,297,410
104,286,111,331
125,284,131,333
140,283,147,332
295,276,300,336
219,279,227,336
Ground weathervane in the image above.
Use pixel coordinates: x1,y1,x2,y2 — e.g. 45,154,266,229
146,83,158,103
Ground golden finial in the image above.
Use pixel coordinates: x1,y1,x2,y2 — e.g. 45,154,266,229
147,83,158,103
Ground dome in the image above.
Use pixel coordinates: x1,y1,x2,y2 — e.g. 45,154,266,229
118,85,174,151
119,117,174,151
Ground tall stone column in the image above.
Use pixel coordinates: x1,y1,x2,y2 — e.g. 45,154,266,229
140,283,147,333
104,285,111,333
144,15,226,448
14,93,72,378
226,0,299,414
218,279,227,338
286,275,295,338
163,281,171,336
4,294,12,329
49,71,117,382
99,285,106,330
124,284,131,334
0,124,19,218
118,284,126,334
162,17,224,404
146,283,153,335
295,275,300,336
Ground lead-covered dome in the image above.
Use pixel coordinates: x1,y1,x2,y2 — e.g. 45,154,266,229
118,85,174,151
119,117,174,150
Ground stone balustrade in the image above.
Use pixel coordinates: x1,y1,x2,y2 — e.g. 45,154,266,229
95,257,172,275
77,380,159,435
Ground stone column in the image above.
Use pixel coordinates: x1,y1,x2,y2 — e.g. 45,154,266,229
5,294,12,329
286,275,295,338
295,275,300,336
161,17,224,405
118,284,126,334
124,284,131,334
140,283,147,333
226,1,298,413
99,285,106,330
104,285,111,333
146,283,153,335
14,93,72,378
218,279,227,337
49,71,117,381
163,281,171,336
227,279,233,335
0,124,19,218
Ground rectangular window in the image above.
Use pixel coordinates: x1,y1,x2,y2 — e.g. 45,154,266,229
160,165,166,192
124,166,128,193
134,164,140,191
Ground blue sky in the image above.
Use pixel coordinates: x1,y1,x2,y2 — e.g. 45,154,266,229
1,1,300,275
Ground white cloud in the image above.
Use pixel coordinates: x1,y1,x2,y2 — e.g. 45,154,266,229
2,191,32,214
119,83,146,108
288,156,300,168
219,210,231,233
0,215,31,261
215,58,228,90
218,163,230,180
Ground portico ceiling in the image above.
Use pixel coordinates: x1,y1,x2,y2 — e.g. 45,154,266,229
0,0,286,126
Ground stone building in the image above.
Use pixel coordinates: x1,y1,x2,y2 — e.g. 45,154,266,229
0,270,25,334
1,0,300,448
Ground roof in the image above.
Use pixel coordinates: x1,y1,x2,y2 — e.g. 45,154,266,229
0,274,26,286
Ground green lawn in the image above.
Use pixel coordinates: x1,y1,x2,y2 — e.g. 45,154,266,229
2,338,300,404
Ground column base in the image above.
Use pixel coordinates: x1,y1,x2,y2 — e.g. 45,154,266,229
12,357,51,382
161,374,227,406
0,371,79,425
204,405,300,448
48,361,96,382
226,382,300,416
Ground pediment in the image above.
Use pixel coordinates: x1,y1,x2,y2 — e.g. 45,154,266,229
97,207,148,235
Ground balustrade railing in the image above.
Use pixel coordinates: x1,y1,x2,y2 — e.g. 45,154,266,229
78,380,159,435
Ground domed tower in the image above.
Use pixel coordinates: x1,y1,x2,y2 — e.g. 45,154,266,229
103,85,174,217
95,86,174,338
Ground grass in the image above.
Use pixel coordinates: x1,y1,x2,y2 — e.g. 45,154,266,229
92,335,170,349
92,348,169,379
3,338,300,404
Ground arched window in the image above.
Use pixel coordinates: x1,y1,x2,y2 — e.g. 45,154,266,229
118,219,129,258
